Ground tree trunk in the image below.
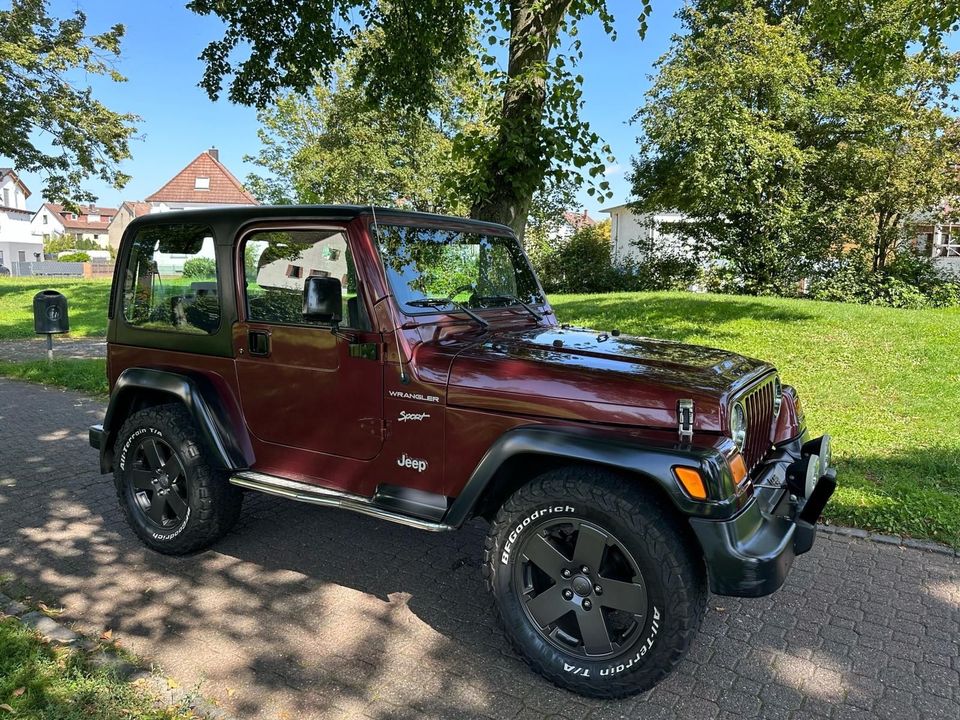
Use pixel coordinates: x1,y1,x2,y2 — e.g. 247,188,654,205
470,0,570,242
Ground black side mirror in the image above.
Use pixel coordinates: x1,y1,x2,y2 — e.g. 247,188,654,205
302,276,342,324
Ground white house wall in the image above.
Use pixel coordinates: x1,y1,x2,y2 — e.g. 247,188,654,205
606,207,691,264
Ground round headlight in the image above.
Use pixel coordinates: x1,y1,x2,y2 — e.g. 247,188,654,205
730,402,747,450
772,376,783,418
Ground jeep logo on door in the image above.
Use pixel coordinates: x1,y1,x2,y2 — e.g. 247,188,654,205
397,453,428,472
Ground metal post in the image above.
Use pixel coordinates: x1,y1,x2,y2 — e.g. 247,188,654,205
46,333,53,362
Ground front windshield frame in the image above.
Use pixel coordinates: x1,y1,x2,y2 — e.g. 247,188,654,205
371,222,547,317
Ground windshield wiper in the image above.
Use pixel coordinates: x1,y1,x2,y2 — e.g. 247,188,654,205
406,298,489,328
476,294,543,321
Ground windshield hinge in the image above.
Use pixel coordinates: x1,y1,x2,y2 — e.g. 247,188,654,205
677,399,694,441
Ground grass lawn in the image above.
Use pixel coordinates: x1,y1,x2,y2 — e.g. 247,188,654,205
552,292,960,548
0,615,191,720
0,277,111,340
0,360,107,395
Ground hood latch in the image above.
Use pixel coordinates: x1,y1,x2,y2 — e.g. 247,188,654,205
677,399,694,441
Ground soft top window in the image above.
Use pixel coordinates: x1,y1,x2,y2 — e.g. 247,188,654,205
122,223,220,335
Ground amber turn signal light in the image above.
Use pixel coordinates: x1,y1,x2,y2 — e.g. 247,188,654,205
673,467,708,500
729,453,748,486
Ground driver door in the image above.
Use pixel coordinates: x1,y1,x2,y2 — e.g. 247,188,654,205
233,226,383,462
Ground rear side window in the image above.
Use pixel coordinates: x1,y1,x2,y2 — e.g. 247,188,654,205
122,224,220,334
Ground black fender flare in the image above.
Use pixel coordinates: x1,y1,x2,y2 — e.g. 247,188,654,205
97,368,251,474
443,425,737,527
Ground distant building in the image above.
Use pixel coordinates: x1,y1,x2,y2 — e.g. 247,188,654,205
549,209,596,243
106,149,259,270
0,168,43,269
107,201,152,251
31,203,117,248
601,203,694,265
913,221,960,277
144,148,258,212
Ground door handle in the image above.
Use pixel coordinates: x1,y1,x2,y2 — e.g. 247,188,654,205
248,330,270,356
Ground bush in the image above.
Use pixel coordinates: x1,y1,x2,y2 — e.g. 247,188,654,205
181,257,217,279
808,251,960,309
58,252,90,262
536,225,612,294
616,252,702,292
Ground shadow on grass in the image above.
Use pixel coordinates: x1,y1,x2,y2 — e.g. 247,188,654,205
551,294,817,344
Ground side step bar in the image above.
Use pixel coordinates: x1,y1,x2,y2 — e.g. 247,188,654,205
229,471,455,533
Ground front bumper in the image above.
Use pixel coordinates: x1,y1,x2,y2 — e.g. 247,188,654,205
690,434,836,597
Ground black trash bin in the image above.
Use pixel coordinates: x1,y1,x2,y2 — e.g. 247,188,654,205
33,290,70,335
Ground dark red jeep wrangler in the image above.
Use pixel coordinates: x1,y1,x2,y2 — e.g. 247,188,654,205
89,206,835,697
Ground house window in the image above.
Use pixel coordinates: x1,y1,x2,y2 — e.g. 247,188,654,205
195,177,210,190
18,251,26,262
939,226,960,258
309,269,331,277
42,214,47,225
0,251,4,264
93,234,99,240
3,188,9,206
285,264,303,278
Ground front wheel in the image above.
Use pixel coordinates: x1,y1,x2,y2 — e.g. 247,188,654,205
483,466,707,698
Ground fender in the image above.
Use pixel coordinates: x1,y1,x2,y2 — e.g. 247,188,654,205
443,425,739,527
95,368,251,474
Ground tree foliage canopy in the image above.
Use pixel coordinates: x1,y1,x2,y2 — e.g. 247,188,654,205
631,1,960,293
188,0,630,235
0,0,137,205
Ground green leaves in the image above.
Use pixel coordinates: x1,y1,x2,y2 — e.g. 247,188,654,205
0,0,137,205
631,2,960,293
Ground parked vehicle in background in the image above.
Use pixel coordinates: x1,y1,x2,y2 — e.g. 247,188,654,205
89,205,836,697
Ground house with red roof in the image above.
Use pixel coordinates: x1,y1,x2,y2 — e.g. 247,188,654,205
106,148,258,250
31,202,117,248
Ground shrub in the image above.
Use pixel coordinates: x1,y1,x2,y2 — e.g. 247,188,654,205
58,252,90,262
808,251,960,309
181,257,217,279
536,225,612,294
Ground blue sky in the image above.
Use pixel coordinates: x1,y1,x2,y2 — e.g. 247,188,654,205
8,0,680,216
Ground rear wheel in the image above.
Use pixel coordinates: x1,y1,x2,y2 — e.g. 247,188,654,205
113,403,242,555
483,466,707,698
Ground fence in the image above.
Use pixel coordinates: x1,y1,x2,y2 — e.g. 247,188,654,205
9,261,115,278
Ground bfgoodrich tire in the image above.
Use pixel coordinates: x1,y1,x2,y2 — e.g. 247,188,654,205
113,403,242,555
483,466,707,698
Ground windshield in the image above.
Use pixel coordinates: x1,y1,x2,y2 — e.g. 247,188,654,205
376,224,544,314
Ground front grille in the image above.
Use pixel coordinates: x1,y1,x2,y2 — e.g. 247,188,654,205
740,378,776,471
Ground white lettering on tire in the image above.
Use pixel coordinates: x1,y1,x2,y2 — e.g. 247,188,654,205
119,427,163,471
500,505,576,564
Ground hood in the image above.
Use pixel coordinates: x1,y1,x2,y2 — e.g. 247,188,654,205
445,326,773,432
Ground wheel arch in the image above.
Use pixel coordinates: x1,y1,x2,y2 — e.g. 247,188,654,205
98,368,252,474
445,425,732,528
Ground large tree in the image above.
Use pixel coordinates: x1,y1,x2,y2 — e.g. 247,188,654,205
245,30,494,214
0,0,137,204
630,2,960,292
188,0,621,238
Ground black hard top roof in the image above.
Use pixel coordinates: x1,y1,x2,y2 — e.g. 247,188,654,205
125,204,515,237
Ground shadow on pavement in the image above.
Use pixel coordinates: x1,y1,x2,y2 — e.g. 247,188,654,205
0,378,957,720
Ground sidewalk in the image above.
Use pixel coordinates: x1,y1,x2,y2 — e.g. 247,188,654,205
0,336,107,362
0,376,957,720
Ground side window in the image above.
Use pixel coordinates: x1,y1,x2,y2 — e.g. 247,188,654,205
243,229,368,329
122,224,220,334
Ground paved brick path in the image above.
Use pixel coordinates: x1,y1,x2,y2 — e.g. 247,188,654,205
0,336,107,362
0,377,957,720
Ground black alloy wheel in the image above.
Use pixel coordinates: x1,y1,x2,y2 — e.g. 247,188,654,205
127,435,190,529
513,517,648,659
